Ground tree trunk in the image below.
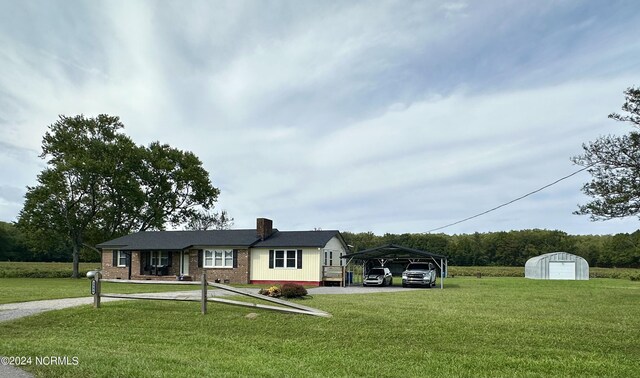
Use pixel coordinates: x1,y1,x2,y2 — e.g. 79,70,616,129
72,242,80,278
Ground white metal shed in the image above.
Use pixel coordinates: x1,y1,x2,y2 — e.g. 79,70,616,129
525,252,589,280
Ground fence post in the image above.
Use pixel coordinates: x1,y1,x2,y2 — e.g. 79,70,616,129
201,272,207,315
94,272,101,308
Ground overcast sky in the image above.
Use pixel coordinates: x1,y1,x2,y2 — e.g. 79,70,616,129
1,1,639,235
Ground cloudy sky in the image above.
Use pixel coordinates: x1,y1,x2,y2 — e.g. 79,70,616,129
1,0,639,235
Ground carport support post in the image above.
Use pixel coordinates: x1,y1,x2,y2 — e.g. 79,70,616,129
440,258,444,289
201,272,207,315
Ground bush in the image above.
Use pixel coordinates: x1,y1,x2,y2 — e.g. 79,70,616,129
258,285,281,298
280,283,308,298
258,283,308,299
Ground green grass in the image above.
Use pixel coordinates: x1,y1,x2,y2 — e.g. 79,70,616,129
0,278,638,377
0,278,198,305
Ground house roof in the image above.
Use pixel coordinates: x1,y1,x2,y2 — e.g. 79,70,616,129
96,229,263,250
252,230,342,248
96,229,345,251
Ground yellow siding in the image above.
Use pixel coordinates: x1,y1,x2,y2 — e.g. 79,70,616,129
250,248,322,282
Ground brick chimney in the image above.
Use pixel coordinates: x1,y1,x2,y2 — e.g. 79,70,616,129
256,218,273,240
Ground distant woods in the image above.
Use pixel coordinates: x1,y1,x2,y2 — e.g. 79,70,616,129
2,223,637,268
342,229,640,268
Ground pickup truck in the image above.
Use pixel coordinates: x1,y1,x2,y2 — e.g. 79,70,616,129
401,262,437,287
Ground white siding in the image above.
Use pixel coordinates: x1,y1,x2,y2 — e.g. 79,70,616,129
322,236,348,266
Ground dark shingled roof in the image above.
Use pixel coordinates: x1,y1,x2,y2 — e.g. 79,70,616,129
252,230,341,248
96,229,345,251
96,229,263,250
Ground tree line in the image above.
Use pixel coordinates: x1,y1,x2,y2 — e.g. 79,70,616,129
342,229,640,268
3,222,638,267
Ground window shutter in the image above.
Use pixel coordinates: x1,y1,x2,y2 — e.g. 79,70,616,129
125,252,131,267
143,252,150,268
112,251,118,266
167,252,172,267
198,250,203,268
269,250,274,269
297,249,303,269
233,249,238,268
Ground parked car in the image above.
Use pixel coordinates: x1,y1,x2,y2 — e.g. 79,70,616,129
363,267,393,286
402,262,436,287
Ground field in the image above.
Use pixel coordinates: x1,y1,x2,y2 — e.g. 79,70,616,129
447,265,640,279
1,277,638,377
3,261,639,280
0,262,102,278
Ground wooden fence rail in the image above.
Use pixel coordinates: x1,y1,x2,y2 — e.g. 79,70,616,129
90,272,331,318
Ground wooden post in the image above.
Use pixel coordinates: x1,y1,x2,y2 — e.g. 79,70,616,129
94,272,101,308
201,272,207,315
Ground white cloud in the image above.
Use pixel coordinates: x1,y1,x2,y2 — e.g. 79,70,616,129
1,0,639,235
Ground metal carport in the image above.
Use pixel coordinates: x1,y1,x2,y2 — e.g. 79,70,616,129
341,244,448,289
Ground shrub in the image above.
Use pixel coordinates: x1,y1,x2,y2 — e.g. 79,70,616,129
258,285,281,298
258,283,308,299
280,283,308,299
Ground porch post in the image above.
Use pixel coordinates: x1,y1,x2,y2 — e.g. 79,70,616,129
127,252,132,280
201,272,207,315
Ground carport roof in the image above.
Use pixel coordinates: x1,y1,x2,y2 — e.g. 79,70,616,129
341,244,447,260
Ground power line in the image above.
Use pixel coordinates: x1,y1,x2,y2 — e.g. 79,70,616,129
425,166,592,233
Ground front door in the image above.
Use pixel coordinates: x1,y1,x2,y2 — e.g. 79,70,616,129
181,252,190,276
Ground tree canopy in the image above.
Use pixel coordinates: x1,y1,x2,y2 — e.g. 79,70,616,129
185,209,234,230
341,229,639,268
17,114,220,277
572,87,640,221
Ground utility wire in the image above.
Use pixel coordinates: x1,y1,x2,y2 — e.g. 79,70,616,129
425,165,592,233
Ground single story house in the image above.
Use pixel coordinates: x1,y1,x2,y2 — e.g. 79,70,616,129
96,218,349,286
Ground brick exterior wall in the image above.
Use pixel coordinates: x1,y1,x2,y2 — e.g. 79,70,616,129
188,248,250,284
101,250,129,279
100,249,250,284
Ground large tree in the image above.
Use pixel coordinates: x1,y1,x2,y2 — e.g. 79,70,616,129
185,209,234,230
18,115,220,277
572,87,640,221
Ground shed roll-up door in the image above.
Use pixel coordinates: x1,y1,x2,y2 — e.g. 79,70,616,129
549,262,575,280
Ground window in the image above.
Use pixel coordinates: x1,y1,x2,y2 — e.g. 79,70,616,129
204,249,234,268
324,250,342,266
150,251,169,267
117,251,128,267
273,250,300,269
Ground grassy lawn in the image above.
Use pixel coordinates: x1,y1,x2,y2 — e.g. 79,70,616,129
0,279,198,305
0,277,638,377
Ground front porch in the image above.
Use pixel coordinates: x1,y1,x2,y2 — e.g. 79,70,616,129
102,248,250,284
